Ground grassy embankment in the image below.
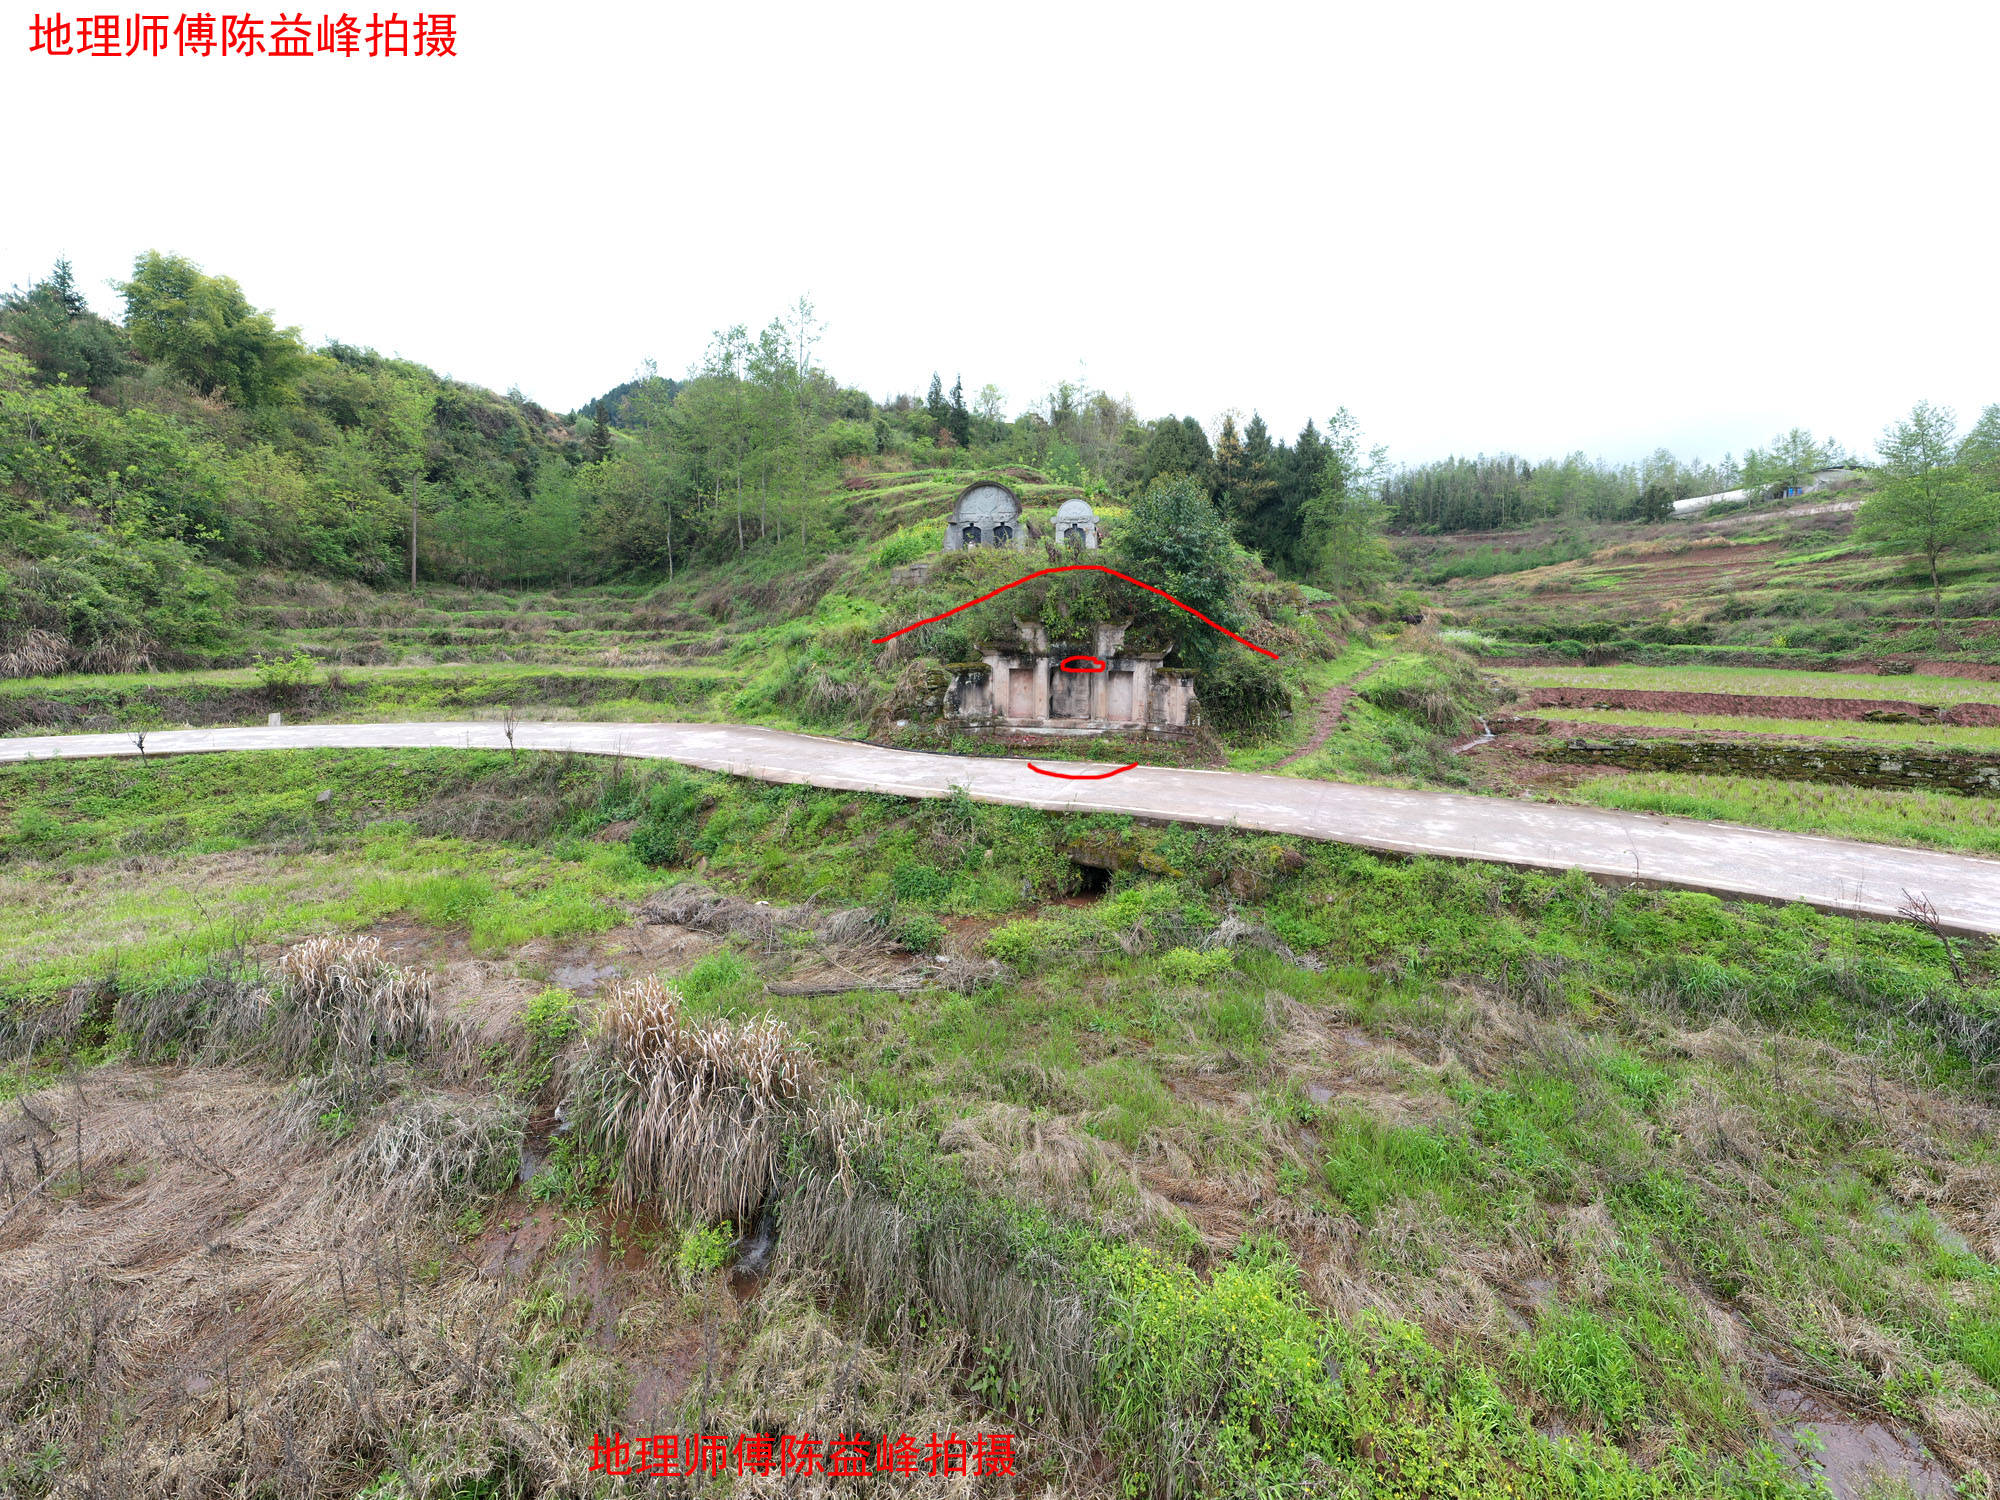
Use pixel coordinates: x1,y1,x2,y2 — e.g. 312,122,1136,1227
2,745,1998,1495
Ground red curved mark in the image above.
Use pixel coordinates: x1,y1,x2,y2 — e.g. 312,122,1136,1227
1027,761,1139,780
871,564,1279,659
1059,655,1108,674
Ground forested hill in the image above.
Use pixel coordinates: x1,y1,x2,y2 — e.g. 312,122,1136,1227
0,253,1397,673
11,250,1945,680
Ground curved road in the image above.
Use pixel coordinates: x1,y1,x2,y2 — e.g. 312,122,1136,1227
2,720,1997,935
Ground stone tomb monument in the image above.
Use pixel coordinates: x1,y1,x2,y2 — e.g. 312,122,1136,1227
943,481,1025,551
1053,497,1100,549
945,622,1197,736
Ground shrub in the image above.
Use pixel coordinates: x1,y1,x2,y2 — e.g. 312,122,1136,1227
1085,1240,1343,1488
890,860,952,906
523,987,581,1051
873,529,930,570
893,912,947,954
1156,946,1233,984
1356,650,1488,734
674,1220,735,1287
629,773,708,868
254,648,319,693
1197,652,1292,740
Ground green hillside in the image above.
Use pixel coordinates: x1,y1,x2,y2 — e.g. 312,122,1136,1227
5,254,2000,1500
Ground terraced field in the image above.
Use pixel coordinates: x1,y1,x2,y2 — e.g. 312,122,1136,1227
1424,491,2000,664
1461,659,2000,855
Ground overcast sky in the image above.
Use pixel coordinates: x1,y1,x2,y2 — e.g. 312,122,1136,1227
6,0,1996,467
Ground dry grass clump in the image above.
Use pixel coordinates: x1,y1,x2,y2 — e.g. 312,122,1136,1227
325,1089,525,1219
940,1104,1176,1241
704,1278,1074,1498
570,974,828,1225
0,626,67,678
0,1064,552,1499
641,880,885,953
774,1167,1099,1461
271,935,456,1072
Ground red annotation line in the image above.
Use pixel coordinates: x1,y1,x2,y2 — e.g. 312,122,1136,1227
871,565,1279,659
1027,762,1139,780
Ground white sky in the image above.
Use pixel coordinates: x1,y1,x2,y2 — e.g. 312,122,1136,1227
5,0,1997,468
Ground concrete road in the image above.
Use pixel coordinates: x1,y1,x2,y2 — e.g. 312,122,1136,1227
2,720,1996,934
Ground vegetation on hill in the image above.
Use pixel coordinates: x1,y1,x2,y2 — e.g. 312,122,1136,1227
0,258,1405,688
2,748,1998,1495
9,247,2000,1498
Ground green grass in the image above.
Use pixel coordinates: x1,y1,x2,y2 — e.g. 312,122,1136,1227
1224,643,1383,773
1515,1305,1648,1434
10,741,2000,1497
1573,772,2000,855
1498,663,2000,706
1538,707,2000,750
1319,1108,1481,1221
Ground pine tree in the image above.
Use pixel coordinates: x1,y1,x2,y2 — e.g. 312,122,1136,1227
587,399,612,462
1233,412,1281,552
46,258,88,318
925,372,948,435
1212,414,1245,519
947,374,971,449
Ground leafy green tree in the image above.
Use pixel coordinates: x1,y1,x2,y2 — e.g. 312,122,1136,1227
0,260,131,389
587,399,613,462
1740,428,1844,499
1960,403,2000,488
1228,412,1282,554
117,251,305,407
1112,472,1241,665
1299,473,1393,594
1292,409,1388,591
1856,401,1999,619
1212,414,1245,510
1136,415,1213,493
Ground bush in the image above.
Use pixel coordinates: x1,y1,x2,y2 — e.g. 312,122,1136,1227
1197,653,1291,740
629,773,709,868
254,648,319,693
873,528,930,570
1356,649,1489,735
1156,946,1233,984
890,860,952,906
674,1220,736,1286
893,912,947,954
